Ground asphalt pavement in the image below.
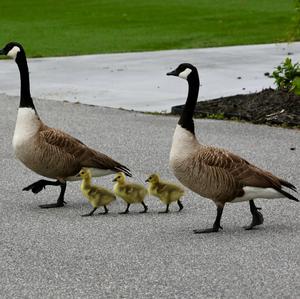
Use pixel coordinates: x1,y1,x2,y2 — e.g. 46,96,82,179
0,94,299,298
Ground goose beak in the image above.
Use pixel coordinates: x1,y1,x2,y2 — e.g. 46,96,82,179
112,178,117,182
145,178,149,182
0,48,5,55
167,69,177,76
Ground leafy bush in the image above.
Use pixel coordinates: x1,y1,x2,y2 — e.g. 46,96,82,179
272,57,300,95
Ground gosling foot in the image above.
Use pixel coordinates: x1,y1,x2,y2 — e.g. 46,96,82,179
119,211,128,214
177,200,183,212
140,202,148,213
119,204,130,214
81,207,97,217
159,204,169,214
98,206,109,215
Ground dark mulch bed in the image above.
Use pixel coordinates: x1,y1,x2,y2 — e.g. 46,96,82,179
171,88,300,127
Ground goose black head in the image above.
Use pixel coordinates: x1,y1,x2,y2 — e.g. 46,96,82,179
167,63,198,81
0,42,25,61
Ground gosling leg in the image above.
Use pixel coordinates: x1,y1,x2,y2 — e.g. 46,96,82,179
82,207,97,217
140,201,148,213
119,203,130,214
159,204,170,214
99,206,109,215
194,206,224,234
244,200,264,230
177,200,183,212
39,182,67,209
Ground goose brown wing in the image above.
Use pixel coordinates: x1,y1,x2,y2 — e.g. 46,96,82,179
40,127,131,177
200,146,294,190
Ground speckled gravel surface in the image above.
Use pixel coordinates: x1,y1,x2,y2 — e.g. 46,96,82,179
0,95,299,298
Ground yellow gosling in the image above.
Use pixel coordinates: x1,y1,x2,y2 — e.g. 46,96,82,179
113,172,148,214
146,174,184,213
80,168,116,217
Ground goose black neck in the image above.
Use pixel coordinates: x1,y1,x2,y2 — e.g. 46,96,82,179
16,53,35,110
178,72,199,135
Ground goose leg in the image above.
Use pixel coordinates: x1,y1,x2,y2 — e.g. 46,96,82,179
140,201,148,213
177,200,184,211
119,203,130,214
159,204,170,213
194,206,224,234
23,179,61,194
82,207,97,217
244,200,264,230
39,182,67,209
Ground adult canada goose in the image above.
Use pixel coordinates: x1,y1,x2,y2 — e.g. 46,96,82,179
167,63,298,233
0,42,131,208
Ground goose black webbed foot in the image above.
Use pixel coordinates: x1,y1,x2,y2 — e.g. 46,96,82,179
194,206,224,234
23,180,48,194
38,181,67,209
244,200,264,230
244,211,264,230
193,225,223,234
40,202,65,209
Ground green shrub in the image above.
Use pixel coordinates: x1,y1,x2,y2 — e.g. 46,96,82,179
272,57,300,95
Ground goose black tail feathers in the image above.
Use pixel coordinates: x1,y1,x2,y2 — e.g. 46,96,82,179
279,179,297,193
276,187,299,202
115,165,132,177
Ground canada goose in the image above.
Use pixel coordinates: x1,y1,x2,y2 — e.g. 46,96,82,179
79,168,116,216
167,63,298,233
113,172,148,214
0,42,131,208
146,173,184,213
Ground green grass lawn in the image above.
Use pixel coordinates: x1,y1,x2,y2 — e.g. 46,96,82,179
0,0,298,57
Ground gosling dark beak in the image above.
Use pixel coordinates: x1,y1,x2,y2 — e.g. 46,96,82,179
0,48,5,55
167,69,177,76
145,178,149,182
112,178,117,182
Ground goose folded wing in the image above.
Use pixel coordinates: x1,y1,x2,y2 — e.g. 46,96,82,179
40,128,131,175
199,147,286,190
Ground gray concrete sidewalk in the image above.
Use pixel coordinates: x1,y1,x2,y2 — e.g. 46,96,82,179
0,94,299,298
0,42,300,112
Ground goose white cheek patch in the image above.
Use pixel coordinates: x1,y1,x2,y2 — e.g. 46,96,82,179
7,46,21,59
178,68,192,79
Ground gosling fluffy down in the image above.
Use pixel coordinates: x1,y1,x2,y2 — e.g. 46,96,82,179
146,174,184,213
80,168,116,216
113,172,148,214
